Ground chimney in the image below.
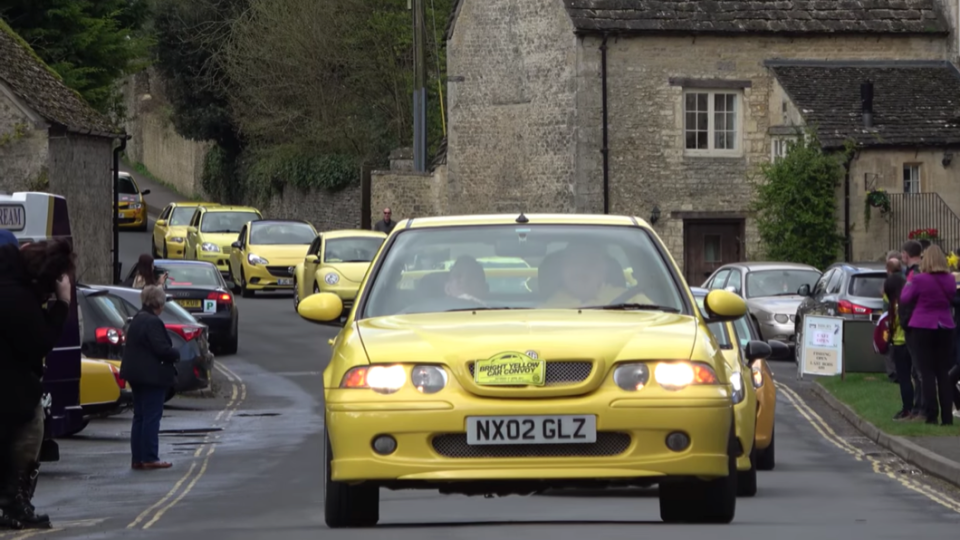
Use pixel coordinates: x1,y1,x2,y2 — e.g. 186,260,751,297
861,80,874,128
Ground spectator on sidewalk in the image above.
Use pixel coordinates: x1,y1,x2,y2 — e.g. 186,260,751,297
900,240,925,416
120,285,180,470
899,245,956,426
373,208,397,234
129,254,167,289
883,267,912,420
883,257,903,383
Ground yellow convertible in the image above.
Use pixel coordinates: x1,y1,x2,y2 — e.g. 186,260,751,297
228,219,317,297
292,230,386,315
297,213,748,527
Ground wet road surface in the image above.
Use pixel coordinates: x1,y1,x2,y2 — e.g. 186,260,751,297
10,225,960,540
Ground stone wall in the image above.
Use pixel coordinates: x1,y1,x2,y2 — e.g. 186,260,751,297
47,132,114,284
370,164,447,225
0,91,49,192
259,183,363,232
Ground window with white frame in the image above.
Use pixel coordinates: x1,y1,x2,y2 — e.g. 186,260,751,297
684,90,741,155
903,164,921,194
771,137,794,160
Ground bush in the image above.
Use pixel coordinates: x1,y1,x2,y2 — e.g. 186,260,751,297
242,145,358,202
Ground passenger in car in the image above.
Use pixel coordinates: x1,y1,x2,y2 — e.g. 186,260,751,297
541,243,652,308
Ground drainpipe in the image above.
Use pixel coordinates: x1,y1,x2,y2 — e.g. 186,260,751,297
842,150,859,262
113,135,128,284
600,33,610,215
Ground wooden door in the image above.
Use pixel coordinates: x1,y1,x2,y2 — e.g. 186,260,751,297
684,220,743,285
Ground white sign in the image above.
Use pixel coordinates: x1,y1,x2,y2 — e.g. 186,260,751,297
799,315,844,377
203,299,217,313
0,204,25,230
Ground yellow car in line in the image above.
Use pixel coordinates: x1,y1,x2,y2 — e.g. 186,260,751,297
65,358,130,437
185,205,263,275
153,202,219,259
292,230,386,315
116,172,151,232
228,219,317,297
729,310,780,471
297,213,748,527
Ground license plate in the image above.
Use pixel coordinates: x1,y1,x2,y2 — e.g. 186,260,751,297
277,278,293,286
176,299,202,308
474,352,545,386
117,212,124,218
466,415,597,445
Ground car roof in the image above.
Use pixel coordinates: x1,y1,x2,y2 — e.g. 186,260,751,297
830,261,887,273
400,214,647,230
250,219,313,227
172,201,217,208
323,229,387,239
716,261,821,272
204,206,261,213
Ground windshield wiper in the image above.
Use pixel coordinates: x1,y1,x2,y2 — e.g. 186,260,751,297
206,229,237,233
582,303,681,313
446,306,531,312
341,259,371,263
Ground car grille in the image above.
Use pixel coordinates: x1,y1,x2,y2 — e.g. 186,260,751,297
266,266,294,277
431,432,631,458
467,361,593,387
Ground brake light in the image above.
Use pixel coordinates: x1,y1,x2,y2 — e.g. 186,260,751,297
207,291,233,306
838,300,872,315
108,363,126,389
168,324,202,341
95,327,124,345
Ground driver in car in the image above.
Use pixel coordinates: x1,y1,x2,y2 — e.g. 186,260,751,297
444,256,488,304
542,243,653,308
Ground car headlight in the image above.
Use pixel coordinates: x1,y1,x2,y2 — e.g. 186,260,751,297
730,372,745,404
774,313,789,324
411,365,447,394
340,365,406,394
169,236,185,243
324,273,339,285
750,361,764,388
613,362,650,391
653,361,719,391
201,242,220,253
247,253,269,265
129,203,142,210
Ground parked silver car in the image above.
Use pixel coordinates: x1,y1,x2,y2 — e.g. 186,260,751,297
702,262,823,348
794,262,886,323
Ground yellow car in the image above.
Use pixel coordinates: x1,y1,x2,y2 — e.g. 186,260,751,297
153,202,219,259
116,172,151,231
292,230,386,315
729,311,780,471
65,358,130,436
296,213,748,527
185,205,263,274
228,219,317,297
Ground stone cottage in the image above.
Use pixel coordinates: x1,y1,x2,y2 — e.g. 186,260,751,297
434,0,960,282
0,20,122,283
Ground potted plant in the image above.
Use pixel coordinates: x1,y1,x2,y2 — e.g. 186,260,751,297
864,189,891,229
908,228,939,241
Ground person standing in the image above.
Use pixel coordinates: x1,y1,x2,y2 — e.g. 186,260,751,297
130,254,167,289
900,240,924,416
120,286,180,470
899,245,956,426
0,233,74,530
373,208,397,234
883,267,912,420
882,257,903,383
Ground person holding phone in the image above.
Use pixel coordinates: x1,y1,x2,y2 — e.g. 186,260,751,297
131,254,168,289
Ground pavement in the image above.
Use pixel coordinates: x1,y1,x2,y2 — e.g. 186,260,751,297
11,173,960,537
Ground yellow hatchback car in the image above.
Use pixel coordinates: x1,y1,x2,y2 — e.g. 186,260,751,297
185,205,262,274
65,358,130,436
297,214,749,527
228,219,317,297
292,230,386,315
116,172,151,232
153,202,218,259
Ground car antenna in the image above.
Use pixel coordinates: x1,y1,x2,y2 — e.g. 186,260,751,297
515,212,529,224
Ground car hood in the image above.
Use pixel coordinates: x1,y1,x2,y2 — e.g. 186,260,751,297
248,244,311,264
320,261,371,284
747,296,805,315
356,310,698,366
199,233,241,251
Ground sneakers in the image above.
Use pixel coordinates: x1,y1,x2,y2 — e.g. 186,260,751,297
893,410,912,421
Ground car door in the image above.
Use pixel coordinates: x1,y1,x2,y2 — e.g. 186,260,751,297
154,204,173,253
185,209,202,258
819,267,846,316
229,225,248,279
726,268,743,296
796,268,832,328
302,235,323,294
705,268,731,290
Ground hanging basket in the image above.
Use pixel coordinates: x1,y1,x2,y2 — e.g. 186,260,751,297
864,189,891,230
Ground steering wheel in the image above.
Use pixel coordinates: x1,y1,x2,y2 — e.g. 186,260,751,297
609,285,648,306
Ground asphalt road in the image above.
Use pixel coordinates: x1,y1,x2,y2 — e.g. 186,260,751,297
11,223,960,539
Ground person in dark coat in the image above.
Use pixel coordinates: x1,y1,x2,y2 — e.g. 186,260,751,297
373,208,396,234
0,232,73,530
120,285,180,470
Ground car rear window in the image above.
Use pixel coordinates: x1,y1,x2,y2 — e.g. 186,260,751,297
160,265,223,289
848,273,885,298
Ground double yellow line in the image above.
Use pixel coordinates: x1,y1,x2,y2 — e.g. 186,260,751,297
777,381,960,513
0,518,105,540
125,361,247,530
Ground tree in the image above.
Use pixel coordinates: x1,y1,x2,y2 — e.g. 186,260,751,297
0,0,152,117
752,130,849,270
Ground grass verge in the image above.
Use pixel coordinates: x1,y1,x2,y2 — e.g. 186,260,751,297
818,373,960,437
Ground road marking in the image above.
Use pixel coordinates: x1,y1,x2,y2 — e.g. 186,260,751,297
777,382,960,513
0,518,106,540
142,445,216,530
125,462,198,529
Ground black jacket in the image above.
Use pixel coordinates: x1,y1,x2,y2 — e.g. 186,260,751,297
0,245,68,424
120,309,180,388
373,219,396,234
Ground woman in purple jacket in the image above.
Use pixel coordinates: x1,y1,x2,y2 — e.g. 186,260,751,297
900,245,956,425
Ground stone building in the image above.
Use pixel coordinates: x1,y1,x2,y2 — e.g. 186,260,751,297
417,0,960,281
0,20,122,283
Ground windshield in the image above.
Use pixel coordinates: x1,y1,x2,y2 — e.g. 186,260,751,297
118,176,138,195
693,294,732,348
250,222,316,245
161,265,223,289
201,211,260,233
324,237,384,263
731,316,754,349
361,224,686,318
746,269,821,298
169,207,195,226
849,273,885,298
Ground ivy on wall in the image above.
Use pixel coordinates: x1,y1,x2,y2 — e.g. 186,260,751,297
242,145,358,202
0,123,28,147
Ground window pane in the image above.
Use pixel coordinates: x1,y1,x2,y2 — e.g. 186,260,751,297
686,132,698,149
716,112,726,131
714,93,726,113
697,112,708,131
697,93,708,110
685,94,697,110
697,130,708,149
715,131,726,149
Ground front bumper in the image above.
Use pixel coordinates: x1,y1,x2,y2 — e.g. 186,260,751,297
246,264,296,290
326,391,733,484
164,240,187,259
118,208,147,228
758,320,795,343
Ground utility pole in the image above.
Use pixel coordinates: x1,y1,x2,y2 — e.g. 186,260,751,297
411,0,427,171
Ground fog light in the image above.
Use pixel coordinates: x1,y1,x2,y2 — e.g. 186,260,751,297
665,431,690,452
372,435,397,455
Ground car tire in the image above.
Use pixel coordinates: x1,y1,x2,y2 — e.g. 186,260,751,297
659,425,737,524
756,426,775,471
228,268,241,294
62,419,90,438
323,426,379,528
737,446,758,497
221,317,239,355
240,269,254,298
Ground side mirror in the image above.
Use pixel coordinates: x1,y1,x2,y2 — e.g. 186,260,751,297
297,292,344,324
187,227,197,233
766,339,790,360
744,340,772,361
306,255,319,264
155,219,167,226
798,284,811,297
702,289,748,323
231,241,241,249
141,189,152,195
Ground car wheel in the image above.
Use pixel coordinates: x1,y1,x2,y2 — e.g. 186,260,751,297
221,317,239,355
659,425,737,524
240,269,254,298
228,268,241,294
61,419,90,438
756,426,775,471
164,388,176,403
737,446,758,497
324,426,379,528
